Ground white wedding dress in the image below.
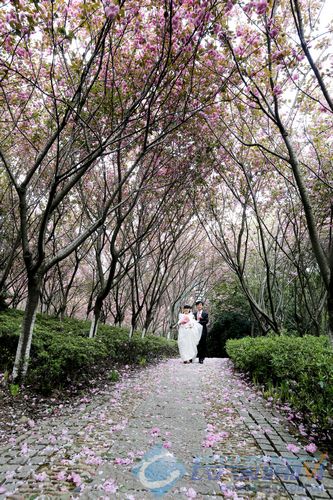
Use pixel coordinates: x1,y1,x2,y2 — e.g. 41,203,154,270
177,312,203,362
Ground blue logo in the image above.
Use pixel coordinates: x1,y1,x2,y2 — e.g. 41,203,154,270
132,445,186,496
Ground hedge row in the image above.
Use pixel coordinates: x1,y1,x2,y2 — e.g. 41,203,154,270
0,309,178,393
226,335,333,433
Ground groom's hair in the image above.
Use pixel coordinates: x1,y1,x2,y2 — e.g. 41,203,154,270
195,300,204,305
183,304,192,309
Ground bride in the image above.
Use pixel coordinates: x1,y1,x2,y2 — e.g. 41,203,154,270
177,304,203,363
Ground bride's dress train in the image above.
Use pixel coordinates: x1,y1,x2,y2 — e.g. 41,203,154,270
177,313,203,362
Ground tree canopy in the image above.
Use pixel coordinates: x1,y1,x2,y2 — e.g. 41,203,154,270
0,0,332,378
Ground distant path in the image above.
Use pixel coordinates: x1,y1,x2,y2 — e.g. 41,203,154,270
0,359,331,499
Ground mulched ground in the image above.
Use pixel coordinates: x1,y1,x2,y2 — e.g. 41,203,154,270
0,362,141,447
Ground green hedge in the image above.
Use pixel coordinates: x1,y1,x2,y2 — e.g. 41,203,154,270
226,335,333,433
0,309,178,393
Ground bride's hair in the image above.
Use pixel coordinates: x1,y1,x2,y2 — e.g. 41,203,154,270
183,304,192,310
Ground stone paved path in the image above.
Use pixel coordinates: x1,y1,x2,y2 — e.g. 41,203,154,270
0,358,332,499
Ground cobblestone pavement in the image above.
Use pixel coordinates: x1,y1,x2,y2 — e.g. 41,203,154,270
0,358,332,499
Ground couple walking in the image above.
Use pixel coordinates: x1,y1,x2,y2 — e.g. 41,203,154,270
177,300,208,364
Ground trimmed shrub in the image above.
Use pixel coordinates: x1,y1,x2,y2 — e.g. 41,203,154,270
226,335,333,433
0,309,178,393
226,335,277,381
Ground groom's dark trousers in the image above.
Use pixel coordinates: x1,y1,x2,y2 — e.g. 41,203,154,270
194,311,209,362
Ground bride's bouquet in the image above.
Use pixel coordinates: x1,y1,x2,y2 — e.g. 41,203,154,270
178,313,193,329
179,315,190,325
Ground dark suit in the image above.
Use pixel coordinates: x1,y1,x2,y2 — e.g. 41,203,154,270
194,310,208,361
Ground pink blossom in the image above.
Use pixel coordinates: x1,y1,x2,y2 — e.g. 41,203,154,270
219,483,238,497
80,397,91,403
150,427,161,437
35,472,48,482
114,457,133,465
112,420,127,431
320,104,328,113
57,471,67,481
243,3,253,13
163,441,172,449
305,443,317,453
0,487,6,494
234,46,245,57
236,27,245,37
225,0,234,13
287,443,300,453
186,487,197,498
20,442,29,455
105,4,119,19
5,471,15,480
49,434,57,444
69,472,82,486
298,424,307,436
255,1,267,15
291,48,305,61
273,85,282,96
102,479,118,493
202,431,229,448
86,455,103,465
271,50,284,61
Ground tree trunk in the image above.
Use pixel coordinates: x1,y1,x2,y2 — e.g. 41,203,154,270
142,312,153,338
89,255,118,337
12,276,40,380
89,298,102,338
59,306,66,322
168,304,176,340
328,257,333,343
129,324,134,339
282,134,330,286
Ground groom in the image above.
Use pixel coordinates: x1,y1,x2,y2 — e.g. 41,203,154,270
194,300,208,364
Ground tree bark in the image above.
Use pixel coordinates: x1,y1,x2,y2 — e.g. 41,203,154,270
12,275,41,380
328,250,333,342
281,134,330,289
129,324,135,339
89,297,102,338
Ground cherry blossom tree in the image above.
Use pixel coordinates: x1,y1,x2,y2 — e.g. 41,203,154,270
199,0,333,340
0,0,224,378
